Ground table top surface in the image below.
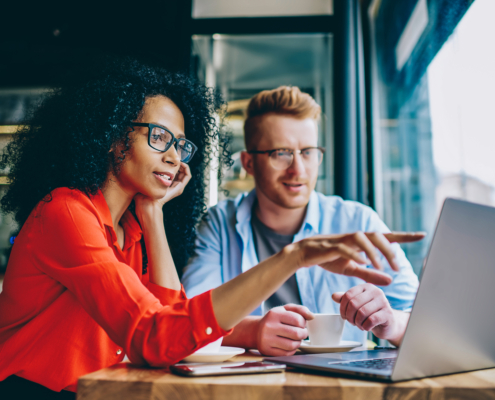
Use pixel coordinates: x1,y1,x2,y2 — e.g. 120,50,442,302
77,353,495,400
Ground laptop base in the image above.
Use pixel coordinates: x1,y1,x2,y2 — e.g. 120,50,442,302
268,350,396,381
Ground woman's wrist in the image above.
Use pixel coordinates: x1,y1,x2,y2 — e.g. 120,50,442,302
136,204,164,228
280,242,304,273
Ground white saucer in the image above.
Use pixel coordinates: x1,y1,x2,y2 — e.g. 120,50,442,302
299,340,362,354
182,346,245,363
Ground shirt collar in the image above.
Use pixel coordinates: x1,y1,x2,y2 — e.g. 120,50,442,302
120,210,143,245
236,189,320,235
89,189,114,228
236,189,258,228
89,190,142,247
302,190,320,235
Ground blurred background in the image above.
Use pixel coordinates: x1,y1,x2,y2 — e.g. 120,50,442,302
0,0,493,286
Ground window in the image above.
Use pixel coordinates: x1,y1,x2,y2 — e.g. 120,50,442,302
370,0,491,274
192,33,333,204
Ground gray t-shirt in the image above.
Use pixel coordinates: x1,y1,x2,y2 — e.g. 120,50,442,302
251,210,302,313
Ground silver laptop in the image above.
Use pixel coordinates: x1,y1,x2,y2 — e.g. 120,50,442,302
268,198,495,381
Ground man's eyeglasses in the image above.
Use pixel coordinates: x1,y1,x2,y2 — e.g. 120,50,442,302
247,147,325,170
131,123,198,163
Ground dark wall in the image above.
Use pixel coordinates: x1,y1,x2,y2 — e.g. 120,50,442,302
0,0,193,87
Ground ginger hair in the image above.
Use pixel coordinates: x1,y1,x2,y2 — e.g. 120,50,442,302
244,86,321,149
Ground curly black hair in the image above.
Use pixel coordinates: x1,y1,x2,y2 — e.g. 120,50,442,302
0,57,231,275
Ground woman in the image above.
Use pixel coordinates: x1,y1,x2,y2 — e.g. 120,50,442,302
0,58,422,398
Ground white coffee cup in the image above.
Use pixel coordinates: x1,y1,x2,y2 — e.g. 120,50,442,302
195,337,223,354
307,313,345,346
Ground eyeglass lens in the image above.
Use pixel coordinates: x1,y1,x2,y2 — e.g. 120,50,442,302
269,149,323,170
150,127,195,162
176,139,195,163
150,127,173,151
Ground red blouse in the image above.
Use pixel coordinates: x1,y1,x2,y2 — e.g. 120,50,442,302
0,188,229,392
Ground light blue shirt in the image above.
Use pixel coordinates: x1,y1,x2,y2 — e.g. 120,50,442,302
182,190,419,344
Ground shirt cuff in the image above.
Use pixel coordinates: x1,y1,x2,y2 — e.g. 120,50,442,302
188,290,233,349
146,282,187,304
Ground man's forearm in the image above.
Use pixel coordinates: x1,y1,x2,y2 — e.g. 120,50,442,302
222,316,260,349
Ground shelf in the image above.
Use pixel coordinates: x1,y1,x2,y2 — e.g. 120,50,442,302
0,126,17,134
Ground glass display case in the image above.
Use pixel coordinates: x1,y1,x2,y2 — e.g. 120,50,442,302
191,33,334,204
0,88,48,273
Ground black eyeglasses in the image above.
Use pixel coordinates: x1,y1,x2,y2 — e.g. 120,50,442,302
131,123,198,163
248,147,325,170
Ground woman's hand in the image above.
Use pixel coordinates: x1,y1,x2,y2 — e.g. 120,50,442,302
132,163,191,292
134,162,192,222
288,232,425,286
157,162,192,206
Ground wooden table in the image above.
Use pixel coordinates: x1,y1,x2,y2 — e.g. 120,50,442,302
77,354,495,400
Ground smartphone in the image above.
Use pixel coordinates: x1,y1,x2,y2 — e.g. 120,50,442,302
170,361,286,377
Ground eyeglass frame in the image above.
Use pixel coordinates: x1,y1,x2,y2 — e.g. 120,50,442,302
130,122,198,163
247,147,325,168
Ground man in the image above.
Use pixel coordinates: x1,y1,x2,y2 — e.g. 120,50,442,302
182,86,419,356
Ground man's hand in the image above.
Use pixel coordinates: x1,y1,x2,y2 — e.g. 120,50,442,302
212,232,423,333
256,304,314,356
332,284,410,346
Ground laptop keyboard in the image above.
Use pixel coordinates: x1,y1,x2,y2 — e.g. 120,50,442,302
335,358,396,370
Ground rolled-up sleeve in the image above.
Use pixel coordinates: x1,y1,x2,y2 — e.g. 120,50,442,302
32,194,230,367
